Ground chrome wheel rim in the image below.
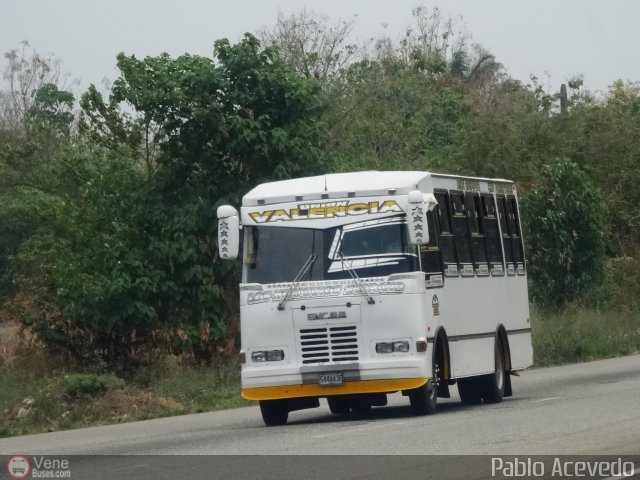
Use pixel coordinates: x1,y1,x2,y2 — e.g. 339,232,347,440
429,362,440,401
496,348,504,390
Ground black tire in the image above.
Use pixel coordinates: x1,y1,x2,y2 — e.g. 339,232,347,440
480,341,506,404
259,400,289,426
409,361,439,415
350,396,372,415
327,396,351,415
457,377,482,405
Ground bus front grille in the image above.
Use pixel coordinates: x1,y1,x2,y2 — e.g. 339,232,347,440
299,325,359,364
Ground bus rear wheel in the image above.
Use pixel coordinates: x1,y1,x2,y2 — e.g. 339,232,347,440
259,399,289,426
457,377,482,405
480,341,506,404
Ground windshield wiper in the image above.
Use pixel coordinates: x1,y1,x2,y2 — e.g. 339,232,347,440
277,254,318,311
338,252,375,305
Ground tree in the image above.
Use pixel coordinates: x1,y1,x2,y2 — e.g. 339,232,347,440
574,81,640,257
79,84,154,175
28,83,74,132
259,10,365,83
6,143,151,367
0,45,75,302
376,6,468,76
323,58,468,172
86,34,326,195
8,34,328,367
0,41,75,139
521,159,607,308
453,78,560,179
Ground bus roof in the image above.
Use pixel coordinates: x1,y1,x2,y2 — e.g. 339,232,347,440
242,171,513,207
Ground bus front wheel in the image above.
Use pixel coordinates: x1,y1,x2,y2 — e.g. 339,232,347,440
259,399,289,426
327,396,351,414
409,362,439,415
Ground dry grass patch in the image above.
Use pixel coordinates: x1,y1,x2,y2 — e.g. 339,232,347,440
0,321,20,366
93,388,183,423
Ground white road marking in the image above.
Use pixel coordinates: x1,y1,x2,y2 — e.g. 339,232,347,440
531,396,560,403
312,420,409,439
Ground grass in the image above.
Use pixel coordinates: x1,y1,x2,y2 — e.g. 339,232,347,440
0,361,249,438
1,307,639,438
532,307,640,367
0,322,20,366
0,322,250,438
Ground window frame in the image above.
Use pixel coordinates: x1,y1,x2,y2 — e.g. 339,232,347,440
420,209,445,288
506,195,526,275
434,189,460,277
466,192,490,276
481,193,505,276
449,190,475,277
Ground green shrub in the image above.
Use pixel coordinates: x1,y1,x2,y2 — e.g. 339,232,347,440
532,307,640,366
607,256,640,311
3,35,325,371
57,373,124,399
522,159,608,308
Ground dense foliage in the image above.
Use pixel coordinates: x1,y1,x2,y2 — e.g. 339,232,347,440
2,11,640,368
1,35,325,368
521,160,607,307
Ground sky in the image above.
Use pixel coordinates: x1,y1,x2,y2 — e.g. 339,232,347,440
1,0,638,97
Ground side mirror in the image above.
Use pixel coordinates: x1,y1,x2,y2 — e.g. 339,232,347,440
406,190,429,245
217,205,240,260
423,193,437,212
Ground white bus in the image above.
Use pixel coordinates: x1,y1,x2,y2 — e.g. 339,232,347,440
217,171,532,426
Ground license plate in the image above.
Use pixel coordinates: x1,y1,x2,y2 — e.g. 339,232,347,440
319,372,343,386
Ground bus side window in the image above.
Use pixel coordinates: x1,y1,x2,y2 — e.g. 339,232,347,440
434,191,459,277
466,193,489,276
497,195,516,275
507,196,526,275
450,191,474,277
421,211,444,287
481,194,504,276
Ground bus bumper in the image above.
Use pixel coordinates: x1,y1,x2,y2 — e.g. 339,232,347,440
241,377,428,401
241,358,430,400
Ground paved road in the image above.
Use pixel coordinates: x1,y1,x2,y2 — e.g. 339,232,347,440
1,355,639,479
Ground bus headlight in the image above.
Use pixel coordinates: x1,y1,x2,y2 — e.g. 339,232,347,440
251,351,267,362
376,341,410,353
266,350,285,361
251,350,285,362
376,342,393,354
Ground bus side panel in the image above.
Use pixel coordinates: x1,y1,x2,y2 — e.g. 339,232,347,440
434,272,531,378
508,332,533,370
448,337,495,378
503,275,533,370
432,276,496,378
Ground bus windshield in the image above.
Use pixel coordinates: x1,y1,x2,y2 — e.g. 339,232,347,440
244,217,418,284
